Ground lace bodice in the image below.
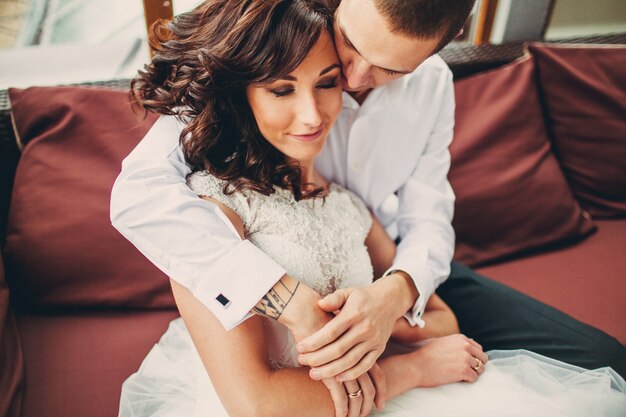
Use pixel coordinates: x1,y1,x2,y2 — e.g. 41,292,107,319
187,171,374,296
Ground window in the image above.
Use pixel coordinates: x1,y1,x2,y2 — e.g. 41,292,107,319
0,0,201,88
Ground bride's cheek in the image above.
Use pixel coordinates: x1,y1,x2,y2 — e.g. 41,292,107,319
328,92,343,121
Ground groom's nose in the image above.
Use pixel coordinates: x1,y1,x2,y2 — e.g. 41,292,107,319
344,55,372,90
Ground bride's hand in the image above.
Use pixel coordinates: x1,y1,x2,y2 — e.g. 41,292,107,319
411,334,489,387
322,378,364,417
323,365,384,417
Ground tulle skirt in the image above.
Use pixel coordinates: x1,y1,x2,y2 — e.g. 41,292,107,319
119,318,626,417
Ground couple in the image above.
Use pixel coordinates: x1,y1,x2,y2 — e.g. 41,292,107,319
114,0,626,416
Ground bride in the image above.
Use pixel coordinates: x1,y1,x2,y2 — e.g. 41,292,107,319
119,1,626,416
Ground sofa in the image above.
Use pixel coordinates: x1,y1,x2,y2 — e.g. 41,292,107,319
1,33,625,417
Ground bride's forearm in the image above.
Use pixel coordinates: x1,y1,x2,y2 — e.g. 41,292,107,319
253,274,334,342
378,354,422,399
252,274,303,321
265,358,417,415
259,367,336,417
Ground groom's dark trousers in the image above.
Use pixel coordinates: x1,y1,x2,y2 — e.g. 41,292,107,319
436,262,626,378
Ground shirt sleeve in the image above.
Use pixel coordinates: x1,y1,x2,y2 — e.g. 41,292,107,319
389,66,456,328
109,115,286,330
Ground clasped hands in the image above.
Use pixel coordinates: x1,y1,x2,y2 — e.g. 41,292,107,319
284,274,414,417
282,272,488,417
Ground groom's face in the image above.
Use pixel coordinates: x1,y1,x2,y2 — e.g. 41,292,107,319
334,0,441,92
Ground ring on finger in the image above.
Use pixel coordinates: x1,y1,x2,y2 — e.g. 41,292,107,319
348,389,362,399
472,357,482,371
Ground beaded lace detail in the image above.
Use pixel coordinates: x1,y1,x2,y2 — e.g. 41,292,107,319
187,171,374,296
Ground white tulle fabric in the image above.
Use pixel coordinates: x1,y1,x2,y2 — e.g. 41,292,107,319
118,172,626,417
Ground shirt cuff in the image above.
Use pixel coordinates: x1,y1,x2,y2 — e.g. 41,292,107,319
383,266,432,328
193,240,286,330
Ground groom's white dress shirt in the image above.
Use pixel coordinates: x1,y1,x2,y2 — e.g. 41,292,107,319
110,54,455,330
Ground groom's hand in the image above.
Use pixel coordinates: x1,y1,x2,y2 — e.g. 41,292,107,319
296,272,418,381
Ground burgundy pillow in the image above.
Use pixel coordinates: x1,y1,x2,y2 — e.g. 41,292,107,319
4,86,173,309
0,255,23,417
450,55,595,267
529,43,626,218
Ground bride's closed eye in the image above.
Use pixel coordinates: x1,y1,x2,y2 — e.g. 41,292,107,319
316,76,340,90
268,74,340,98
270,87,294,98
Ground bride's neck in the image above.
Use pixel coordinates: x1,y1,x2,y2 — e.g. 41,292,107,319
299,161,327,190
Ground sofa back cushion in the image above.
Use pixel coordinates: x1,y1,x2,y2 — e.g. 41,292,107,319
450,55,596,266
529,43,626,218
0,254,23,417
4,87,174,309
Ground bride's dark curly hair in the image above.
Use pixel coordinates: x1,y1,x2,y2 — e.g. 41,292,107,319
130,0,335,200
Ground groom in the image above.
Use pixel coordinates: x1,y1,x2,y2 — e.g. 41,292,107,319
112,0,625,398
272,0,625,381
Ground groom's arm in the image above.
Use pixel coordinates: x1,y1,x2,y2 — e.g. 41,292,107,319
110,115,286,330
191,192,334,341
110,115,365,340
389,63,456,327
110,116,352,338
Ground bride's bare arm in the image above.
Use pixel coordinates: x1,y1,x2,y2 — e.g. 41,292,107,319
194,196,377,417
171,278,338,417
364,214,398,279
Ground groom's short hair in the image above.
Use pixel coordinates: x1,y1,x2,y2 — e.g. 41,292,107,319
375,0,476,52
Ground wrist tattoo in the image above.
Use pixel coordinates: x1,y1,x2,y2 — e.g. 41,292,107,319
253,277,300,320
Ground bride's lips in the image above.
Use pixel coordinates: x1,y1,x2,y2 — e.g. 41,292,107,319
289,129,324,142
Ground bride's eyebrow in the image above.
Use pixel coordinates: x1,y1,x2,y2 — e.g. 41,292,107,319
319,63,341,76
278,63,341,81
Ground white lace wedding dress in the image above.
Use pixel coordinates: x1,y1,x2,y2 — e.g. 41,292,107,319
119,171,626,417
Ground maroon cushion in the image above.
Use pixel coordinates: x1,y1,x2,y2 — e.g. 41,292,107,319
477,219,626,345
4,86,173,309
450,55,595,267
529,43,626,218
16,310,178,417
0,255,23,417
